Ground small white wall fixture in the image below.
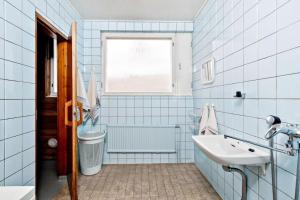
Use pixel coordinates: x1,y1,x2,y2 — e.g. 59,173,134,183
201,58,215,84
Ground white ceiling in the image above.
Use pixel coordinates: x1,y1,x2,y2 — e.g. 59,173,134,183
69,0,205,20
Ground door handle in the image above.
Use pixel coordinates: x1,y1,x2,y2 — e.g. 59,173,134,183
65,100,73,126
76,101,83,126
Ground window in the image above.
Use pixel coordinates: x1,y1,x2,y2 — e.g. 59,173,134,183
104,34,173,94
102,33,192,96
50,37,58,95
44,36,58,97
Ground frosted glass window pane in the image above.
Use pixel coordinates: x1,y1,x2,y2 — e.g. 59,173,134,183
105,38,173,93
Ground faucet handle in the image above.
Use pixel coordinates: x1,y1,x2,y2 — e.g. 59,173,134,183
285,140,295,156
285,140,293,148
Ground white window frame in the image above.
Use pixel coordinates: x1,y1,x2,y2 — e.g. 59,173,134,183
50,37,58,96
102,32,175,96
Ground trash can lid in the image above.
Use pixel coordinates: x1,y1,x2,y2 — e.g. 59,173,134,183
78,131,105,141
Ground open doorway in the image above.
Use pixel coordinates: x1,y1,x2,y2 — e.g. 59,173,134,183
36,17,66,199
35,14,80,200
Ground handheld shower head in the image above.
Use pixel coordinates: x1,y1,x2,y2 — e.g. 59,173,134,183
266,115,281,127
265,116,281,140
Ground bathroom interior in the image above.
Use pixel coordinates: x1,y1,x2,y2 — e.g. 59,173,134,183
1,0,300,199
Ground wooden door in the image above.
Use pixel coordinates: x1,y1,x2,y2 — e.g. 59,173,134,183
57,22,82,200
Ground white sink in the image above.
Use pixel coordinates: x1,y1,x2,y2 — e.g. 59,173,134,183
192,135,270,166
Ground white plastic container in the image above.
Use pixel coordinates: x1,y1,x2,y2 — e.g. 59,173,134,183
78,131,105,175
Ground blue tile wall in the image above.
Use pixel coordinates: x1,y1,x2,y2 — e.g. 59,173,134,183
192,0,300,199
0,0,82,186
81,20,195,164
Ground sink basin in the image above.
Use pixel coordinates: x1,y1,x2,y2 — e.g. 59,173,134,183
192,135,270,166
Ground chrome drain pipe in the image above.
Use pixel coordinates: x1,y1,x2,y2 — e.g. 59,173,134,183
222,166,247,200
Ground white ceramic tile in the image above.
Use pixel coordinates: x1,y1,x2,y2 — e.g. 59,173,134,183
244,43,258,64
258,99,276,118
0,141,3,161
22,131,34,150
277,0,300,30
0,38,3,59
5,22,22,46
277,73,300,98
5,41,22,63
5,135,22,158
0,59,4,79
244,100,259,117
244,62,258,81
277,47,300,76
277,167,296,198
258,78,276,98
4,117,22,139
22,83,35,99
0,79,3,100
258,56,276,79
224,67,243,84
0,120,3,140
244,0,258,12
22,31,35,51
223,50,243,70
22,163,34,185
258,178,273,200
244,23,259,46
0,161,3,181
258,34,276,59
259,12,276,39
22,100,34,116
22,115,35,133
22,48,35,67
0,100,3,120
22,147,35,167
5,80,22,99
244,81,258,98
22,0,35,19
244,5,259,29
0,18,3,39
4,2,22,28
22,66,34,83
5,153,22,178
277,99,300,124
277,21,300,52
4,170,22,186
0,0,3,19
5,60,22,81
22,15,35,35
4,100,22,119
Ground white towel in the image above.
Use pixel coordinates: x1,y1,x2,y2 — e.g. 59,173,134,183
77,68,90,110
207,105,218,134
87,71,100,124
199,104,209,135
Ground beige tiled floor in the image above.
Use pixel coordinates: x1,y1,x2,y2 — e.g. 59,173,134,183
54,164,221,200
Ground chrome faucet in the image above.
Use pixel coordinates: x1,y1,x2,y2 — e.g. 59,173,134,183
265,116,300,156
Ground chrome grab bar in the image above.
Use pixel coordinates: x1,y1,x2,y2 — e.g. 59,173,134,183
223,134,293,155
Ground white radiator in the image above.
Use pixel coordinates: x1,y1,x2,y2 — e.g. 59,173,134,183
107,125,179,153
